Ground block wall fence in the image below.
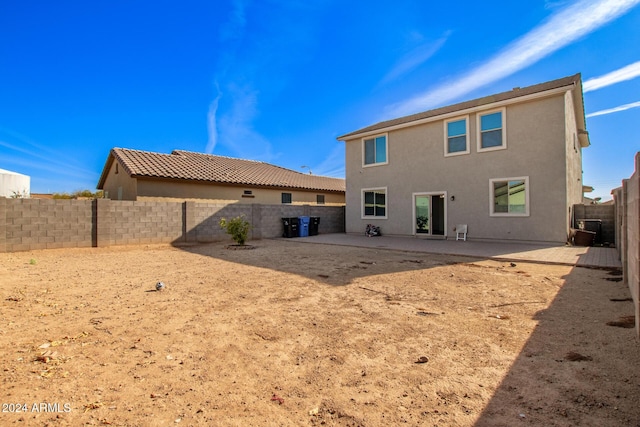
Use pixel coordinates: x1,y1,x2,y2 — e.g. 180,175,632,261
572,204,616,244
612,152,640,338
0,198,345,253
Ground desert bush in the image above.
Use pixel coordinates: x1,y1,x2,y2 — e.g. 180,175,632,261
219,215,252,245
52,190,104,199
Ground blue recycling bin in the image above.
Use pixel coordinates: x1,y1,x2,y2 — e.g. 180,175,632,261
298,216,310,237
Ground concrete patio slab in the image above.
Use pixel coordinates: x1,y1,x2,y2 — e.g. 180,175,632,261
285,233,622,269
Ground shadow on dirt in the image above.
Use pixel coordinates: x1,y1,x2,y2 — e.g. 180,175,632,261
172,238,639,425
473,266,640,426
172,238,475,287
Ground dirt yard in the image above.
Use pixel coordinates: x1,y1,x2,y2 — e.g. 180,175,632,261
1,239,638,426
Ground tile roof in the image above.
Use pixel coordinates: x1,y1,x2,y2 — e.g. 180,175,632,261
338,73,582,140
97,148,345,193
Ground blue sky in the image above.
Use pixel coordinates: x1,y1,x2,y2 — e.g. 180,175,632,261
1,0,639,201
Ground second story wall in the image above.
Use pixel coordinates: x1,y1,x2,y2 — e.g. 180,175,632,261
565,90,586,221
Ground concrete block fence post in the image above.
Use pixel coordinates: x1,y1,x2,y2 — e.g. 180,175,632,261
183,201,197,243
94,198,112,247
0,197,6,253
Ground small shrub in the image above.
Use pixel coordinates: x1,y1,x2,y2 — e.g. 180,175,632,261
10,190,29,198
219,215,252,245
52,189,104,199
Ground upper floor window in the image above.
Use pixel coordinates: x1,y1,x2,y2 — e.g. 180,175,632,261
444,116,469,156
316,195,325,205
489,177,529,216
363,134,388,166
281,193,292,204
478,108,506,152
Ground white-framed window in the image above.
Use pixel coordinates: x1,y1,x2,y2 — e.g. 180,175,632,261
362,187,387,219
444,116,470,156
477,108,506,152
489,177,529,217
362,134,388,167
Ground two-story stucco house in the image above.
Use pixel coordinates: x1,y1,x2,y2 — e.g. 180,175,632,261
338,73,590,244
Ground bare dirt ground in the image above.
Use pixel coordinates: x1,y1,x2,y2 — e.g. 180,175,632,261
1,239,639,427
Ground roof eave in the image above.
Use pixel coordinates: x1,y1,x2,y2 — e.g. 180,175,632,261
96,151,115,189
572,75,591,148
337,77,580,142
134,175,345,193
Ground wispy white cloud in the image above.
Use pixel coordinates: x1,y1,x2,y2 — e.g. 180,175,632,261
586,100,640,117
1,152,83,178
216,83,278,162
377,31,451,87
583,60,640,92
545,0,570,9
219,0,247,43
310,144,345,178
206,2,322,161
386,0,640,118
0,134,95,179
205,81,222,154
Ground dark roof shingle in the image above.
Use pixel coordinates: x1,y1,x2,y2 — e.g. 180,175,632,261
97,148,345,193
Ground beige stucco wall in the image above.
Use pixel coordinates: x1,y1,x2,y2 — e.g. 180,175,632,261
345,92,576,243
101,161,138,200
102,162,344,206
136,179,344,205
564,91,586,230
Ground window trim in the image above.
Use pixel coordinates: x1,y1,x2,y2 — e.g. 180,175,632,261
361,187,388,219
362,133,389,167
489,176,530,217
477,107,507,153
281,192,292,204
444,115,470,157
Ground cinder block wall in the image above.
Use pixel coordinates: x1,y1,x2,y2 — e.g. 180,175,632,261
191,203,252,243
3,199,93,251
0,199,345,252
612,152,640,338
308,205,345,234
101,200,185,246
260,204,306,239
0,198,6,253
573,204,616,245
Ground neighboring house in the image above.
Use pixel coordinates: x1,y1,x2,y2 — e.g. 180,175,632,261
338,73,590,244
97,148,345,205
0,168,30,198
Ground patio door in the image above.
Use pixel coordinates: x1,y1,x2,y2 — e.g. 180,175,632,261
413,193,446,237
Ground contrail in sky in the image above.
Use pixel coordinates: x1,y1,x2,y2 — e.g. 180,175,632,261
386,0,640,118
